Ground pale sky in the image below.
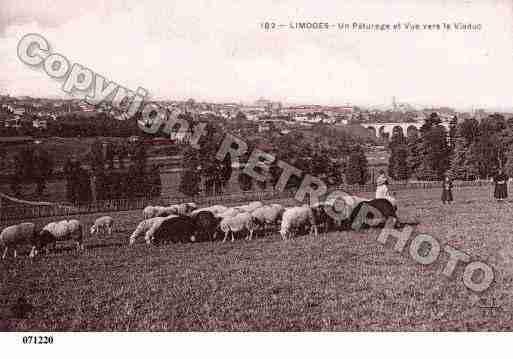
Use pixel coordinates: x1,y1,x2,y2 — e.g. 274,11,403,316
1,0,512,109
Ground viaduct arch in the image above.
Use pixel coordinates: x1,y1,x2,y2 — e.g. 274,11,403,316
365,122,450,138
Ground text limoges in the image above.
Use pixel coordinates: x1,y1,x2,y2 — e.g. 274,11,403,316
289,22,330,29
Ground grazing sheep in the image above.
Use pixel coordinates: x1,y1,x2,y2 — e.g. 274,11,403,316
191,210,222,242
349,198,398,230
152,216,196,245
90,216,114,236
191,205,228,217
233,201,264,213
184,202,198,212
251,204,285,227
216,207,243,219
310,200,350,232
219,212,256,242
143,205,167,219
341,195,370,212
157,202,197,217
143,206,155,219
279,206,318,240
155,207,176,217
129,216,174,245
144,215,179,244
309,202,330,231
32,219,83,256
385,196,397,209
307,196,369,233
0,222,37,259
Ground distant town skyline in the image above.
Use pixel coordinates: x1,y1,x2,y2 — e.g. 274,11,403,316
1,93,509,114
1,0,513,111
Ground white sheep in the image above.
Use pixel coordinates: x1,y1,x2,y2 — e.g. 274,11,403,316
191,205,229,217
90,216,114,236
251,204,285,227
326,195,371,223
143,205,164,219
341,195,370,212
216,207,243,219
129,216,174,245
280,205,318,240
219,212,256,242
178,202,197,214
233,201,264,213
143,206,153,219
0,222,36,259
158,203,197,217
32,219,83,256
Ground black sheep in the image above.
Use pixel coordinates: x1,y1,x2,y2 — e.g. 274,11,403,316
152,216,195,245
191,210,222,242
349,198,398,230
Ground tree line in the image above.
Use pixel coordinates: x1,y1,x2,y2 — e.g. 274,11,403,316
388,112,513,181
6,111,373,201
0,112,143,138
9,146,54,196
178,121,370,196
9,138,161,203
64,139,161,203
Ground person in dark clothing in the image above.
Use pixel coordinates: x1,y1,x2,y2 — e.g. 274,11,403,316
441,175,453,204
493,169,509,201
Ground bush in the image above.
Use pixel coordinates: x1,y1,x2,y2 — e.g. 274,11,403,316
238,171,253,191
345,146,369,185
94,168,161,200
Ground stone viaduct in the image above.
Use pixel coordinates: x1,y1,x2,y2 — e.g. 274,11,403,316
364,121,450,138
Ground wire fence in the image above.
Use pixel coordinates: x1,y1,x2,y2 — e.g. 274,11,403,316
348,179,492,192
0,189,298,222
0,179,495,222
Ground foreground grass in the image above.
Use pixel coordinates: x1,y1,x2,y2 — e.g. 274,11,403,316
1,186,513,330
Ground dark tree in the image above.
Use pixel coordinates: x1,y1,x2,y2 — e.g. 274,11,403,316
11,146,53,196
116,142,129,169
389,130,409,180
448,116,458,152
76,167,93,204
389,144,409,180
238,171,253,191
32,148,53,196
420,112,442,134
459,118,480,144
345,145,369,185
179,147,202,196
406,129,421,177
449,134,478,180
63,158,81,203
89,140,106,174
269,160,282,189
149,165,162,198
105,142,115,169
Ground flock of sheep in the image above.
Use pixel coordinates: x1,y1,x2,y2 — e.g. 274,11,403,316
0,195,399,260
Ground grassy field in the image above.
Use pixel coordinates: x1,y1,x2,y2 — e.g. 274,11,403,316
1,186,513,331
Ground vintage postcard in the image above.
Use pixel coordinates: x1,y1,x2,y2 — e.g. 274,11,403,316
0,0,512,346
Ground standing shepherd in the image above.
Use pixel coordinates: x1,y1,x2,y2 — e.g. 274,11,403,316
441,174,453,204
493,169,509,202
376,170,396,208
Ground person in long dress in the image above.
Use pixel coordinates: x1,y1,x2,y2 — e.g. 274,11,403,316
441,175,453,204
493,169,508,201
375,170,396,208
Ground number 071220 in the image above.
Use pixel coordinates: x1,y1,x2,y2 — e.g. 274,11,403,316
22,336,54,344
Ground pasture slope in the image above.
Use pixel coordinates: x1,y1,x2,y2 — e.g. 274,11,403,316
1,186,513,331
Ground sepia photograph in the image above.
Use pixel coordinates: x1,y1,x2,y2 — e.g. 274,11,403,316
1,0,513,346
